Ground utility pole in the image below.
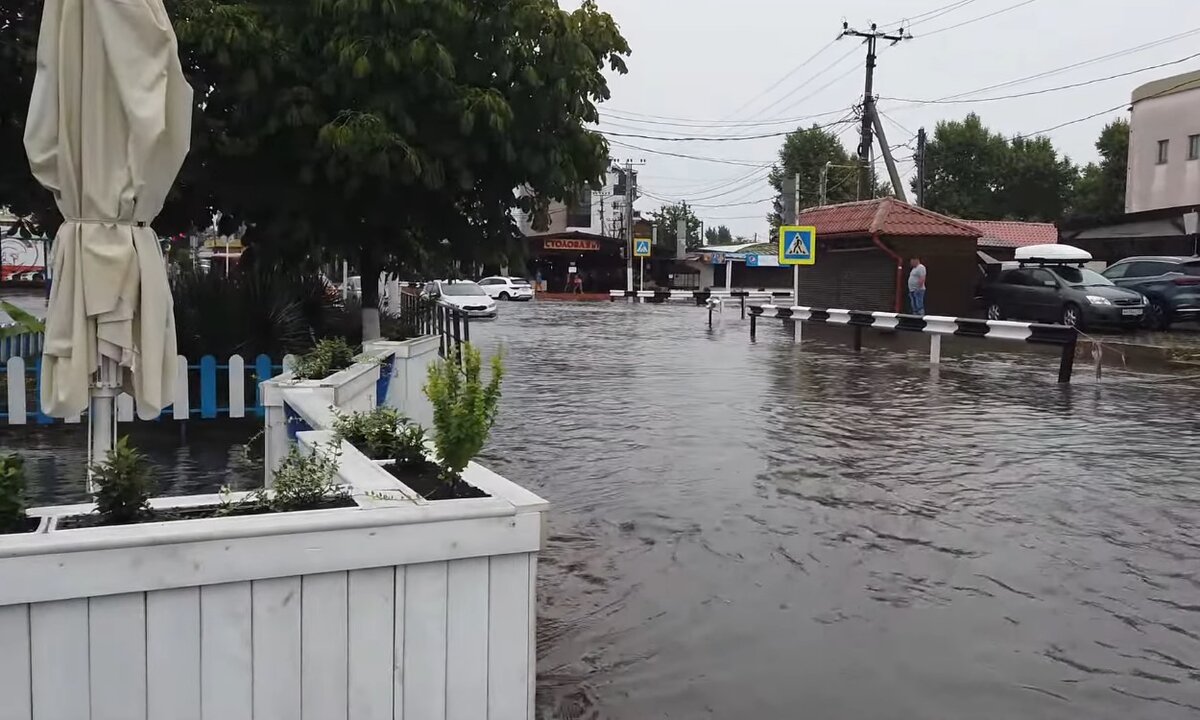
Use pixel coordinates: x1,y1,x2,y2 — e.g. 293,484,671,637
841,21,910,201
614,159,645,292
818,162,830,207
915,127,927,207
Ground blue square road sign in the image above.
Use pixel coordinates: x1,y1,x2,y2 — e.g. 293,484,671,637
779,225,816,266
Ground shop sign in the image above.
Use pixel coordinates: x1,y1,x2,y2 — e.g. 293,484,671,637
543,238,600,252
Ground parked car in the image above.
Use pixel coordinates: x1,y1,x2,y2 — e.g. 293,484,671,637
423,279,498,319
981,244,1146,330
1100,256,1200,330
478,276,535,301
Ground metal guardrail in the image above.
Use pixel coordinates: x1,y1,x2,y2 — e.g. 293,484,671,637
746,303,1080,383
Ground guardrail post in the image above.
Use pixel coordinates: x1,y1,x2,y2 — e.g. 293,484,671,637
793,319,802,344
740,295,746,319
1058,335,1077,383
930,334,942,364
750,313,757,340
853,325,863,352
708,304,713,329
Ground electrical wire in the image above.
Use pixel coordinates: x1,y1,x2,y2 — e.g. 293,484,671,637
604,138,774,167
917,0,1040,37
597,106,850,130
1016,73,1200,138
720,38,840,120
883,51,1200,105
753,45,862,119
882,0,982,28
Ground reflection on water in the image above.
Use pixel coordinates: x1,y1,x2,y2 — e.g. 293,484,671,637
6,301,1200,719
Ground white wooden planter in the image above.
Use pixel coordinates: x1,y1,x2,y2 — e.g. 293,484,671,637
260,354,384,485
0,430,547,720
364,335,440,429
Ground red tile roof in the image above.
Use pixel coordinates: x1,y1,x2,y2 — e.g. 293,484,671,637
797,198,980,239
968,220,1058,248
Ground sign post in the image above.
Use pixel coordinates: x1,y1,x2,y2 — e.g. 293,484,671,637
634,237,651,292
779,225,817,305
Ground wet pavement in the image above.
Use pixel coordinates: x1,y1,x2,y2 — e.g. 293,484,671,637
5,300,1200,719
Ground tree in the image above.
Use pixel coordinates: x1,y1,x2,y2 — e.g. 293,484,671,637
1071,119,1129,218
918,113,1079,222
917,113,1010,219
169,0,630,337
648,203,701,251
767,125,857,229
704,224,733,245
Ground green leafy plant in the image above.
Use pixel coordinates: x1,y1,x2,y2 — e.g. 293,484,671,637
255,444,344,513
91,437,154,525
291,337,357,381
424,344,503,482
0,453,28,533
0,300,45,339
332,406,429,463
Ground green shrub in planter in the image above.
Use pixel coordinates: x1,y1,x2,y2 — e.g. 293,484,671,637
0,453,27,533
291,337,357,381
91,437,154,525
424,344,503,482
256,444,345,512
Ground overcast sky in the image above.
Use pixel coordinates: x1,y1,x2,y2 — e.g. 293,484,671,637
563,0,1200,240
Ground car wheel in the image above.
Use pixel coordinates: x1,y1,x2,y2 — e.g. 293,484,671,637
1144,301,1170,331
1062,303,1085,330
498,292,510,301
986,303,1004,321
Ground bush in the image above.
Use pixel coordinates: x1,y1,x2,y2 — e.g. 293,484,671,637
257,444,343,512
291,337,357,380
0,453,27,533
91,437,154,525
332,406,427,462
424,344,503,481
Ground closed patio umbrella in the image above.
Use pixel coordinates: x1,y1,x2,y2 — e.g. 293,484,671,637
24,0,192,468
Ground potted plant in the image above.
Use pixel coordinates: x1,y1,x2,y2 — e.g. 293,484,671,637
0,453,40,535
290,337,357,381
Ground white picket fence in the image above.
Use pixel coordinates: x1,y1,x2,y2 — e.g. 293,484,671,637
2,352,295,425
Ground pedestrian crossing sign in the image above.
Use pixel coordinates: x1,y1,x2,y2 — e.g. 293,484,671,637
779,225,816,266
634,239,651,257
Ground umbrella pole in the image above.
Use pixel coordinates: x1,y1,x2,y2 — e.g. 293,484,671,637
87,357,121,493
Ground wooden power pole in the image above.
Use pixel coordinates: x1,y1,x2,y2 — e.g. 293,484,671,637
841,22,910,201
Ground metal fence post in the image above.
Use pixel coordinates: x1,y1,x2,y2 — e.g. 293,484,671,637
740,295,746,319
462,313,470,344
1058,335,1077,383
437,305,446,357
853,325,863,352
750,313,757,340
451,311,463,365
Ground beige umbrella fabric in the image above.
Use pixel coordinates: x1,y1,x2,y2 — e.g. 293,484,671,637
25,0,192,419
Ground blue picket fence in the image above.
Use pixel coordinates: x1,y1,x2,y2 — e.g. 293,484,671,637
1,353,291,425
0,331,44,363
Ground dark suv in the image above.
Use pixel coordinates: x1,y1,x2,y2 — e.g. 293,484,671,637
1100,256,1200,330
982,263,1146,330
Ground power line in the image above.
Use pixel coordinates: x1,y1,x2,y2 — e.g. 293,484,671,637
598,115,855,143
720,38,840,120
753,45,862,119
1015,74,1200,138
597,106,850,129
883,52,1200,105
917,0,1040,37
882,0,981,28
604,139,774,167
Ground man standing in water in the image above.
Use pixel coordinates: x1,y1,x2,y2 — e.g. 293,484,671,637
908,256,927,315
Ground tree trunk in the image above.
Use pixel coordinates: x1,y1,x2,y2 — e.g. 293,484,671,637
360,253,381,342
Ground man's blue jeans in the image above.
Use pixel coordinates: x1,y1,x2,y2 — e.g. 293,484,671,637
909,289,926,316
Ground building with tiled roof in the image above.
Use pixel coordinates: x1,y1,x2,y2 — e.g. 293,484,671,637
968,220,1057,259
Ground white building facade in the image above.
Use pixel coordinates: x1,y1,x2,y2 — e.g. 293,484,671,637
516,168,634,238
1126,69,1200,213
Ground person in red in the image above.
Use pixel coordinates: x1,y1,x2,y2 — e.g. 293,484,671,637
572,274,584,294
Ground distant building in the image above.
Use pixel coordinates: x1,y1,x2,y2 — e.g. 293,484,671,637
968,220,1057,261
1126,69,1200,213
516,167,636,239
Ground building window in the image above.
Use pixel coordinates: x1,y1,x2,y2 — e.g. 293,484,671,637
1189,134,1200,161
1157,139,1170,165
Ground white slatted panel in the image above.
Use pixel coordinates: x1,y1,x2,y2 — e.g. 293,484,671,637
173,355,189,420
90,593,147,720
488,554,531,720
116,392,135,423
301,573,348,720
392,566,407,720
200,583,253,720
6,357,25,425
446,558,489,720
253,577,302,720
147,587,201,720
30,599,90,720
228,354,246,418
527,554,538,716
282,354,297,373
0,604,31,720
404,562,448,720
348,568,394,720
64,412,81,424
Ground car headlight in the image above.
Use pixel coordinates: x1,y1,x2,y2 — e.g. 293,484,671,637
1085,295,1111,306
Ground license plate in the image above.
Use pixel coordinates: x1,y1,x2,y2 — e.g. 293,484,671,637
1122,308,1142,316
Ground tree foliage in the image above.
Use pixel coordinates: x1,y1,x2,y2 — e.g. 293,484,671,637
648,203,702,251
1071,119,1129,219
768,125,858,228
704,224,733,245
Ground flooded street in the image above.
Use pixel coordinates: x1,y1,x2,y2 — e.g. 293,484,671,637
469,302,1200,719
5,300,1199,718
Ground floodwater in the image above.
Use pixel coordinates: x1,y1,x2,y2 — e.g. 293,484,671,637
6,300,1200,719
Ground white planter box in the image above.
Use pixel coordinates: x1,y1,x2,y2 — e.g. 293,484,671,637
364,335,440,429
0,431,546,720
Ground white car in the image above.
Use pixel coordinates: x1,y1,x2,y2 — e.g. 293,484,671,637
478,276,535,301
424,280,498,318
